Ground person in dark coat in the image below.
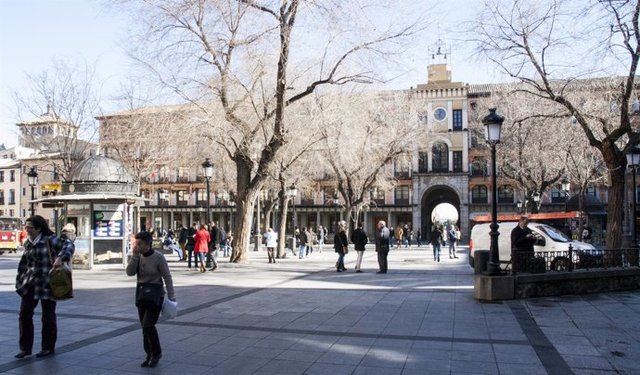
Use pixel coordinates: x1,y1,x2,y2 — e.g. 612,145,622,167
208,222,220,271
298,228,309,259
334,221,349,272
375,220,391,273
430,226,443,262
186,223,198,270
351,223,368,273
511,216,537,272
178,225,188,260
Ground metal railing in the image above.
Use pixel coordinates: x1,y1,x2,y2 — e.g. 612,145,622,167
511,245,640,274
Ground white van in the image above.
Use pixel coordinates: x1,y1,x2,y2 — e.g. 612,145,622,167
468,222,595,268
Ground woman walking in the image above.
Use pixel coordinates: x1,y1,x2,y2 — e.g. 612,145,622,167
334,221,349,272
15,215,75,359
126,231,175,368
194,224,210,273
264,228,278,263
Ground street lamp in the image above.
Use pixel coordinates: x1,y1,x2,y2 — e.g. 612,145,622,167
202,158,213,223
27,167,38,216
627,145,640,247
333,191,340,232
482,108,504,276
561,177,571,213
286,184,298,250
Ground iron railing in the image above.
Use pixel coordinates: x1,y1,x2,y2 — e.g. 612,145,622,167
511,245,640,274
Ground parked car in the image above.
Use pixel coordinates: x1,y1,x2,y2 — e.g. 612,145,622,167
468,222,595,268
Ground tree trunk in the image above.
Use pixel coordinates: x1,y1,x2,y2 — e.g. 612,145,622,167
277,194,290,258
578,189,585,241
602,142,625,251
230,158,258,263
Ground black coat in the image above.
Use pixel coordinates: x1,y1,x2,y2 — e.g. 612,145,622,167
186,227,197,246
209,226,220,249
350,228,368,251
429,228,443,245
334,231,348,254
511,225,536,252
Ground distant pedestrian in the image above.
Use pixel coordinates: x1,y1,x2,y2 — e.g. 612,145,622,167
298,227,308,259
218,225,228,257
178,225,188,261
194,225,210,273
126,231,175,368
430,226,443,262
307,228,316,254
226,231,234,257
416,229,422,247
375,220,390,273
15,215,75,359
186,223,198,270
317,225,326,253
389,226,395,247
208,222,219,271
395,226,404,248
447,225,458,259
264,228,278,263
334,221,349,272
351,223,368,273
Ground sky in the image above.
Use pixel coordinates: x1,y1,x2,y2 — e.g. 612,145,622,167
0,0,503,148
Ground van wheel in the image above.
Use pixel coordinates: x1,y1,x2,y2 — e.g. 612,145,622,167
551,256,570,271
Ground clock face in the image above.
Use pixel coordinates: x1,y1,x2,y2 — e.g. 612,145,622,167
434,107,447,121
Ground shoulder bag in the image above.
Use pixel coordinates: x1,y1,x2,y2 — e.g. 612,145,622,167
47,238,73,301
135,257,163,307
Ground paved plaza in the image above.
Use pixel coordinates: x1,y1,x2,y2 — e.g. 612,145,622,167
0,246,639,374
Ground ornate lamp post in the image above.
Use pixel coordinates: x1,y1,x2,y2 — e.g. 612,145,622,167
561,177,571,213
27,167,38,216
286,185,298,250
482,108,504,276
202,158,214,223
627,145,640,247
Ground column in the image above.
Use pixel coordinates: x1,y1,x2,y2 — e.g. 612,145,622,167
189,211,193,227
363,210,369,233
170,211,174,230
387,211,392,227
316,211,321,229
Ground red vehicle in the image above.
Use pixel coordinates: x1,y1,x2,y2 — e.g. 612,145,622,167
0,217,23,255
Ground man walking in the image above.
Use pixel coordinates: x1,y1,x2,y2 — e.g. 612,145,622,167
178,225,188,261
208,222,219,271
218,225,228,257
298,227,308,259
264,228,278,263
186,223,198,270
447,225,458,259
375,220,390,274
430,225,443,262
351,223,368,273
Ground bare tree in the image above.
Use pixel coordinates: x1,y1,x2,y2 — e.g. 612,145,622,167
473,88,568,213
123,0,422,261
13,59,99,180
473,0,640,249
318,91,420,232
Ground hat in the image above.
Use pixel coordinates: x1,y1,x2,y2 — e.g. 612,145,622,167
62,223,76,235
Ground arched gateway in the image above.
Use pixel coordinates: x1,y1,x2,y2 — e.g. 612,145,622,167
420,185,461,238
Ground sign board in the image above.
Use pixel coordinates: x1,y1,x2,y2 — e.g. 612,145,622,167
93,203,125,237
41,183,61,192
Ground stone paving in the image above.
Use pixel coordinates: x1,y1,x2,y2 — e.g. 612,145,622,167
0,245,639,374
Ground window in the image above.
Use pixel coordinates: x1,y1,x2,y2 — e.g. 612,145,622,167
394,157,411,178
418,152,428,173
497,186,514,204
177,190,189,205
452,109,463,131
196,189,207,204
471,158,487,177
0,190,4,205
394,186,410,205
370,189,386,205
551,189,565,203
10,170,15,182
472,185,488,204
8,189,15,205
22,187,26,196
586,186,597,197
0,171,3,182
431,142,449,172
0,210,3,216
453,151,463,172
9,209,14,217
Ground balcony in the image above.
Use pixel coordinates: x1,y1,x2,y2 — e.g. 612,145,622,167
300,198,315,205
394,171,411,179
395,198,410,205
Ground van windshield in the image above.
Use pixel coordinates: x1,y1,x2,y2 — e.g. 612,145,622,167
535,225,570,243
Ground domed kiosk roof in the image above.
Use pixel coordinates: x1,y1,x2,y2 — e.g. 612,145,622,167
70,155,135,184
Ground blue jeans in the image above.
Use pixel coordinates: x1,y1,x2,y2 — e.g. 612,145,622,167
299,245,307,259
337,253,345,270
433,243,441,261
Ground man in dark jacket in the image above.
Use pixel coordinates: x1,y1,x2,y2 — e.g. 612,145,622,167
351,223,368,273
178,226,188,261
375,220,390,274
430,226,443,262
511,216,537,272
298,228,308,259
186,223,198,269
208,222,220,270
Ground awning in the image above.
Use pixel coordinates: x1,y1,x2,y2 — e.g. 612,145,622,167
472,211,581,223
32,194,146,203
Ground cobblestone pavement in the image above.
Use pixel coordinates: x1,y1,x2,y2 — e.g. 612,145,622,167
0,245,638,374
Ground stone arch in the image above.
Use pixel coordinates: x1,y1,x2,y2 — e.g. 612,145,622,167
420,185,461,237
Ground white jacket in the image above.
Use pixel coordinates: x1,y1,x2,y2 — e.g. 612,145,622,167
264,231,278,247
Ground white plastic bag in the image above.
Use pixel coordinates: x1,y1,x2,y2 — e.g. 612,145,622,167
161,299,178,320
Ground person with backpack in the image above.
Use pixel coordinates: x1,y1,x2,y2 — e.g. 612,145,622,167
15,215,75,359
447,225,458,259
126,231,175,368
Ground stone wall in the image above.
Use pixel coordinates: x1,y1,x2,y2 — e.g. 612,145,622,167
515,269,640,299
